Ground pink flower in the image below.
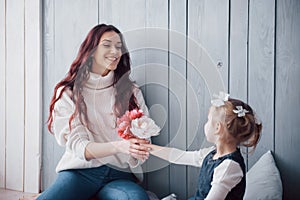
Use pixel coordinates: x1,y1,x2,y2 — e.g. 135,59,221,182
117,114,134,139
117,109,160,140
130,116,160,139
128,109,144,120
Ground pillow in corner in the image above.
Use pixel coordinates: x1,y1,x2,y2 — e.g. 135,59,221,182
244,150,283,200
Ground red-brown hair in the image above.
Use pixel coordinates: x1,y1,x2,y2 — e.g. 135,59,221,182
47,24,139,133
214,98,262,152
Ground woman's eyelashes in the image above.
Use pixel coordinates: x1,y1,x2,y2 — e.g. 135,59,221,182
102,43,122,50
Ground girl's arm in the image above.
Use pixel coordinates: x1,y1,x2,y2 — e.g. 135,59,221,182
143,143,214,167
205,159,243,200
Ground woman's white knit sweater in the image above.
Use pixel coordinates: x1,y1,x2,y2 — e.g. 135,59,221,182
52,71,149,176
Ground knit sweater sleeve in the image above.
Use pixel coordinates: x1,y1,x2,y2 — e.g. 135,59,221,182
52,88,92,161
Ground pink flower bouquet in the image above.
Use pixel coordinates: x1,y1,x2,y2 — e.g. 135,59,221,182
117,109,160,140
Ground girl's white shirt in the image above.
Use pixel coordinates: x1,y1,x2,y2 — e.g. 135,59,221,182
163,147,244,199
52,71,149,180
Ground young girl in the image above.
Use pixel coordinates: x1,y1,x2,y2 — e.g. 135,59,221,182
37,24,151,200
143,94,262,200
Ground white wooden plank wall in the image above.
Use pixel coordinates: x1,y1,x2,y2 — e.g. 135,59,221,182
248,0,275,166
0,0,41,193
229,0,248,107
37,0,299,199
24,0,42,193
1,0,299,198
275,0,300,198
6,0,25,191
144,0,169,197
42,0,99,189
42,0,57,190
0,0,6,189
229,0,249,165
169,0,187,198
187,0,229,197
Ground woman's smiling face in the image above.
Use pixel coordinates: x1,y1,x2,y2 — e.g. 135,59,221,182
92,31,122,76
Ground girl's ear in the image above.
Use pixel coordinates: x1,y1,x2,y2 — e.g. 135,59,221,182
215,122,222,134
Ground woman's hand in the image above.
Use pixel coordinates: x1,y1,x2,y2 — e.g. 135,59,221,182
116,138,150,160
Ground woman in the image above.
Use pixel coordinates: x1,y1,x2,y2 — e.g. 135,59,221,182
38,24,150,200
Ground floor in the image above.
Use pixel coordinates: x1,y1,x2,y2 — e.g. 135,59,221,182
0,189,161,200
0,188,38,200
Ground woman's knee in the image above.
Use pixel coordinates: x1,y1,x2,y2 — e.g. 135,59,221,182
97,179,149,200
37,170,100,200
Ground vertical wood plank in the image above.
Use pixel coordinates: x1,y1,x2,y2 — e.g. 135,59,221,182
187,1,209,196
248,0,275,167
229,0,249,168
98,0,146,30
169,0,187,199
98,0,146,88
144,0,169,198
6,0,25,191
42,0,55,190
230,0,248,102
275,0,300,198
98,0,149,191
98,0,112,24
42,0,98,190
54,0,98,79
187,0,229,197
24,0,42,193
0,0,6,189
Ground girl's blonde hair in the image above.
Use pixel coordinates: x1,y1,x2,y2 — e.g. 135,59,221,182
214,98,262,152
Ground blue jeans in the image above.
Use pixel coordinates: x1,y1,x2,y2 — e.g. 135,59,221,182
37,165,149,200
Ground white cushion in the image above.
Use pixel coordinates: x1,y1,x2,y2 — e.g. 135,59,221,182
244,150,283,200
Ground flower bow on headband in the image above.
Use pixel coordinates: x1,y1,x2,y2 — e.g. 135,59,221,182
233,106,249,117
211,91,229,107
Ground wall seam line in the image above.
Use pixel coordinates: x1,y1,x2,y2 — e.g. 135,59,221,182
185,0,189,198
4,0,7,189
228,0,231,93
23,0,26,192
246,0,250,170
273,0,277,154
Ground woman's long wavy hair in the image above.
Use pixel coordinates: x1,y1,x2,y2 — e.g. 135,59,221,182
47,24,139,133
